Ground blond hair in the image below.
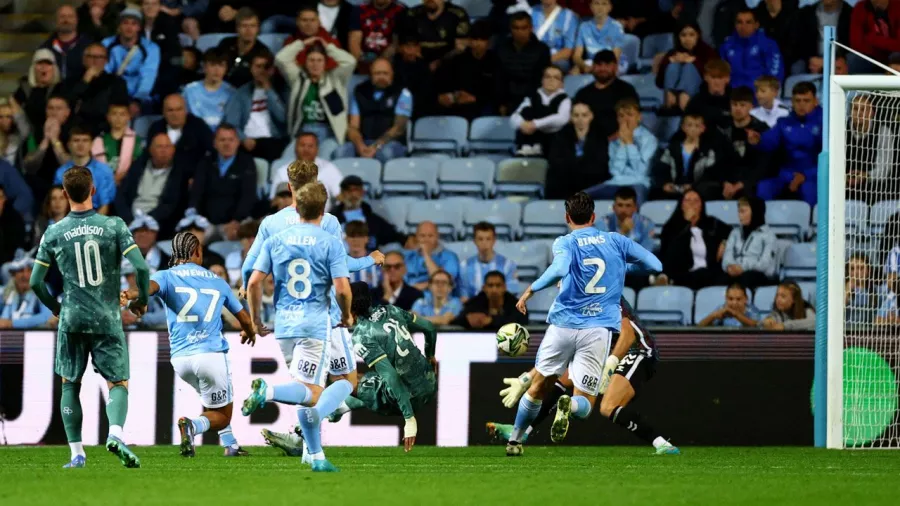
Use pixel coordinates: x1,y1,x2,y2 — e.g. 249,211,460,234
287,159,319,191
297,182,328,220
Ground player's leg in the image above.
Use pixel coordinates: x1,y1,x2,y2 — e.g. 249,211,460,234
55,330,88,468
551,328,609,443
293,337,347,471
243,339,321,414
91,331,140,468
325,327,358,418
487,370,571,443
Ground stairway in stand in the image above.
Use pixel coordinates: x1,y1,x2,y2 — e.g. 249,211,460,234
0,0,57,96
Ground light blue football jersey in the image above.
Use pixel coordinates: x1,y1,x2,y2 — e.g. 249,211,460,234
253,223,350,340
152,263,244,358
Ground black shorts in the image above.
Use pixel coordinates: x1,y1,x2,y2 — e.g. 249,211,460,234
613,351,657,394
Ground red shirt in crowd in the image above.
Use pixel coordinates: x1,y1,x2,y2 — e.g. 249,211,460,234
850,0,900,63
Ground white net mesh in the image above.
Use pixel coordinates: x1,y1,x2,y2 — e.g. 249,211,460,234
842,90,900,448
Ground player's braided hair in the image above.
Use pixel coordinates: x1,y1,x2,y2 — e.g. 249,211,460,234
350,281,373,318
565,192,595,226
169,231,201,267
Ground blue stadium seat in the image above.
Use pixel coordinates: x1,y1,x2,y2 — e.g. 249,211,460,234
196,33,230,52
783,74,823,98
622,286,636,308
411,116,468,155
332,158,382,198
528,286,559,322
406,199,469,239
640,199,677,234
833,200,870,236
132,115,161,139
457,0,492,17
495,158,548,197
798,281,816,305
496,240,550,284
258,34,288,53
179,33,193,47
382,158,439,198
754,285,777,311
766,200,811,240
782,242,816,281
439,158,495,198
638,33,674,70
463,199,522,240
522,200,567,239
371,197,418,231
444,241,479,261
636,286,694,325
208,240,242,259
594,200,614,217
621,34,640,73
564,74,593,97
620,74,662,108
706,200,740,226
869,200,900,235
693,286,727,324
468,116,515,155
253,157,269,198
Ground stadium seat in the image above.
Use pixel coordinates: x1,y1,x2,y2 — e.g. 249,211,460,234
620,74,662,108
457,0,492,17
332,158,382,197
621,34,640,73
706,200,740,226
468,116,515,155
622,286,636,308
693,286,727,324
496,240,550,284
528,285,559,322
178,33,193,47
411,116,468,155
637,286,694,325
132,115,161,139
868,200,900,235
782,242,817,280
783,74,823,98
640,200,677,239
522,200,567,238
371,197,418,232
774,238,794,273
564,74,593,97
753,285,777,311
594,200,614,216
766,200,811,240
258,33,288,53
813,200,868,238
444,241,479,261
495,158,548,197
798,281,816,305
196,33,230,52
439,158,495,198
638,33,674,70
406,199,469,239
462,199,522,240
208,240,242,259
253,157,269,198
382,158,439,198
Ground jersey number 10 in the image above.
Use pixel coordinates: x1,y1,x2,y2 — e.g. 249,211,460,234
74,240,104,288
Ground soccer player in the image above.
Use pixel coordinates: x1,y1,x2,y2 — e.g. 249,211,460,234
504,192,662,457
241,182,354,472
121,231,257,457
29,165,151,469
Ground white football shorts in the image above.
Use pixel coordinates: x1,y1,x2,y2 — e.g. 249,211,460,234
278,337,329,387
327,327,357,376
535,325,611,396
170,352,233,409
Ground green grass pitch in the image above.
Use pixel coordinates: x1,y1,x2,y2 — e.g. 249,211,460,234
2,446,900,505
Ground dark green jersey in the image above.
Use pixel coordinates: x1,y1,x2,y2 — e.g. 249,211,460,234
35,210,137,334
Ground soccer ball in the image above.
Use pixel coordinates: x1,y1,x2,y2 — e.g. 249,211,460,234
496,323,530,357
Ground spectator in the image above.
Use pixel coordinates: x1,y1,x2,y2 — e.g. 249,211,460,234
319,0,358,49
401,0,470,70
77,0,122,41
573,0,625,75
115,132,185,231
32,185,69,246
0,159,34,222
433,21,496,120
336,58,412,162
412,270,463,325
270,182,293,211
173,212,225,267
159,1,205,41
511,65,570,157
0,186,26,265
142,0,183,101
598,186,655,251
188,124,258,238
611,0,664,38
184,49,236,130
749,81,822,206
405,221,460,291
846,253,877,325
0,258,53,330
545,102,609,199
760,281,815,330
585,98,657,203
63,42,130,133
226,219,260,284
345,220,381,287
750,75,789,128
14,49,62,131
846,94,897,203
332,175,406,247
458,222,519,300
453,270,528,330
103,8,161,110
283,5,342,46
92,103,143,185
0,100,28,165
882,212,900,292
719,8,783,91
276,37,356,160
148,94,214,171
39,4,92,81
723,86,770,200
379,250,423,310
179,46,203,87
269,133,343,208
652,112,725,202
685,59,732,134
22,95,72,204
54,125,116,214
793,0,851,75
531,0,579,72
222,52,289,162
754,0,796,71
348,0,406,74
656,21,717,113
697,282,761,328
128,212,170,274
722,196,777,288
573,50,638,139
495,12,551,115
658,189,731,289
876,289,900,325
217,8,272,88
849,0,900,74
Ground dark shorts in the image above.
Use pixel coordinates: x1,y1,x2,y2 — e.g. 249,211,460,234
613,351,657,395
55,330,129,383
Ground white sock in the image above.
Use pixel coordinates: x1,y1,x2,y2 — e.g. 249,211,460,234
108,425,124,439
310,451,325,461
524,426,533,436
652,437,668,449
265,386,275,402
70,442,85,459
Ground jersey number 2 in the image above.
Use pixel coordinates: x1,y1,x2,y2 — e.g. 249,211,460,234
74,240,103,287
174,287,221,323
583,258,607,294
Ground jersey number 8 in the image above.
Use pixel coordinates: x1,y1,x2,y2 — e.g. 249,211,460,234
74,240,104,288
287,259,312,299
583,257,607,294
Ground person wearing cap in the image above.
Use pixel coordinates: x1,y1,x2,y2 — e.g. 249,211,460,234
14,48,62,131
39,4,93,81
0,258,54,330
268,132,343,209
573,48,638,139
62,43,130,134
174,212,226,268
332,174,406,248
116,132,184,232
102,8,161,109
434,20,497,120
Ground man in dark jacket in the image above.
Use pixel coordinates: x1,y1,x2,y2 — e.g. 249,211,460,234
332,175,406,247
379,251,423,311
718,8,783,90
652,112,727,202
685,59,733,134
39,4,93,81
722,86,770,199
142,0,183,102
792,0,852,74
494,12,551,115
453,271,528,330
545,102,609,200
393,31,436,120
217,7,273,88
147,94,214,173
433,21,496,120
64,42,130,134
115,132,184,234
573,50,639,139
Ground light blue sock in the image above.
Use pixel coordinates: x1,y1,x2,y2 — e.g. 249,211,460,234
191,416,210,434
272,383,312,405
298,407,323,455
571,395,592,419
218,424,238,449
511,394,542,442
313,379,353,418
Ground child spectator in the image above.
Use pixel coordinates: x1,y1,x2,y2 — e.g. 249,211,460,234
658,189,731,289
546,102,610,199
511,65,572,157
722,196,777,288
412,270,463,326
723,86,770,200
750,75,789,128
573,0,626,75
656,21,717,113
345,220,381,288
459,222,519,300
652,112,725,202
846,254,876,325
183,49,236,130
531,0,579,72
697,282,761,327
54,124,116,214
685,59,733,134
719,8,783,91
760,281,815,330
92,103,142,185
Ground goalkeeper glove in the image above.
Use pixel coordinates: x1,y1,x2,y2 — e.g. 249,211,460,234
500,372,532,408
598,355,620,395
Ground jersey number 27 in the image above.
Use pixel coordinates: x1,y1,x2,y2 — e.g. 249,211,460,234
175,287,221,323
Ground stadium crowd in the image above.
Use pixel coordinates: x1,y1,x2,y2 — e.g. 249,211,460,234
0,0,898,332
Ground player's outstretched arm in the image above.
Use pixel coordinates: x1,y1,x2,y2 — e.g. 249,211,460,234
408,314,437,359
622,237,663,274
121,281,161,306
29,263,61,316
247,270,270,336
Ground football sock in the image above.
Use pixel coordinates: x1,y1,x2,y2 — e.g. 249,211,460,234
272,383,312,405
218,425,239,449
511,393,542,442
314,379,352,418
61,382,83,448
298,407,324,457
191,416,211,434
530,382,566,429
570,396,592,419
106,385,128,439
610,405,661,444
69,442,85,460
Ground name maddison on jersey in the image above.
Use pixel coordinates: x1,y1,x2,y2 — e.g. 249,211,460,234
63,224,105,241
171,269,218,279
576,235,607,247
284,235,317,246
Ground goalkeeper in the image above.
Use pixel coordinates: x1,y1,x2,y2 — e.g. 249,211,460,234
487,297,679,455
